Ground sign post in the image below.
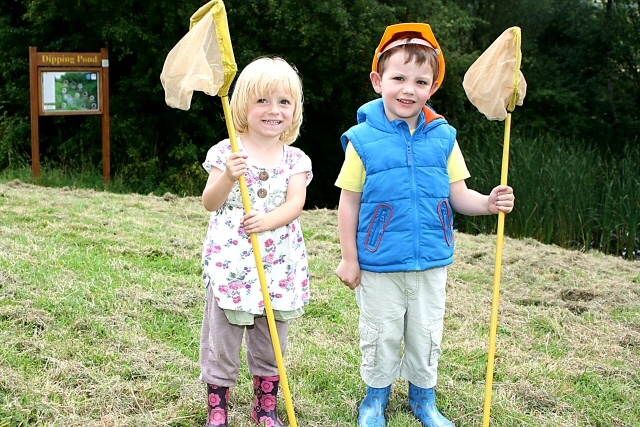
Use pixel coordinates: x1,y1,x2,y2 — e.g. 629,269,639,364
29,47,111,183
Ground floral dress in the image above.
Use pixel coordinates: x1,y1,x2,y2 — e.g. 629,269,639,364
201,138,312,316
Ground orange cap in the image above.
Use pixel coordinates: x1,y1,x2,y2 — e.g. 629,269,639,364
372,23,446,91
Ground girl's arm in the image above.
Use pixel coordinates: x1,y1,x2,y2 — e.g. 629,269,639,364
241,171,308,233
202,152,248,212
449,180,514,216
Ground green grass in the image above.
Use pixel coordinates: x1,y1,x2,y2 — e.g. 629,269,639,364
1,180,639,426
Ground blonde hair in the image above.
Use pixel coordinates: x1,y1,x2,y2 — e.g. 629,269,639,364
230,57,304,145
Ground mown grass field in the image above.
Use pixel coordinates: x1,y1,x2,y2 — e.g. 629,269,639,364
1,180,639,427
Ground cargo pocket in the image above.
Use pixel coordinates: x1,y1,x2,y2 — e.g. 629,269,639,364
365,204,393,252
359,317,380,366
427,324,444,366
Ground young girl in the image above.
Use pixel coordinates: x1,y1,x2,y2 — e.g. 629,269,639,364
199,57,312,427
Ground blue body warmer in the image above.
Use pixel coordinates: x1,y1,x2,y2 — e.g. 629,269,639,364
341,98,457,272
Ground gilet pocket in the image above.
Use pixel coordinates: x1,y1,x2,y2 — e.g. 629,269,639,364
365,204,393,252
438,200,454,246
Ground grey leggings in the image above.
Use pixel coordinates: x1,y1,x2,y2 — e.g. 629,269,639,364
199,286,288,387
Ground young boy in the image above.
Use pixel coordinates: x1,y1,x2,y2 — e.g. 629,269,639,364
335,23,515,427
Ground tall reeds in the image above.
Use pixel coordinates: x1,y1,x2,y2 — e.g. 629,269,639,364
459,134,639,260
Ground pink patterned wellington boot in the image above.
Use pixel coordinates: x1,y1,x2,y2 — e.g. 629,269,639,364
251,375,285,427
206,384,230,427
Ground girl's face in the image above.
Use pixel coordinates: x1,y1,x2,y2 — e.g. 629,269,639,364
370,51,436,129
245,85,295,142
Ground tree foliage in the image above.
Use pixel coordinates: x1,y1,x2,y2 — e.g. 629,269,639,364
0,0,638,206
453,0,640,147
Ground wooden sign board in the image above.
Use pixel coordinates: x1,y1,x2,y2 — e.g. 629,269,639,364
29,47,111,183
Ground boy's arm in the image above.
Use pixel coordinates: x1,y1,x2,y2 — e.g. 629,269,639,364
335,189,362,290
449,180,515,216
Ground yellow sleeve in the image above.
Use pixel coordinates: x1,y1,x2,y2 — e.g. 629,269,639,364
448,141,471,183
335,142,365,192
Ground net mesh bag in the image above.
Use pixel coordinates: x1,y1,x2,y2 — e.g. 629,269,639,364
463,27,527,121
160,0,237,110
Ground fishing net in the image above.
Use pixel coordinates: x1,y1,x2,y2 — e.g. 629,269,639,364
463,27,527,121
464,27,527,427
160,0,236,110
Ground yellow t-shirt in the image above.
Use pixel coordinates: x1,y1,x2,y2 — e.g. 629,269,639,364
335,140,471,192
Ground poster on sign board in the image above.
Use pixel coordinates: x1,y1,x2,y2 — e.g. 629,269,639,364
40,70,101,115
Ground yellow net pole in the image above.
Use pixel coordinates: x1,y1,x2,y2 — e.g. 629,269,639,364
221,96,298,427
483,27,522,427
482,111,511,427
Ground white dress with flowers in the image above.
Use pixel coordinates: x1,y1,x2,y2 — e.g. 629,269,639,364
201,138,312,316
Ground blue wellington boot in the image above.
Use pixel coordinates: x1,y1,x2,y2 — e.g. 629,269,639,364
358,385,392,427
408,383,455,427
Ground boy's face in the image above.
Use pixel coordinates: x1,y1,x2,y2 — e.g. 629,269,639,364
370,51,437,129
